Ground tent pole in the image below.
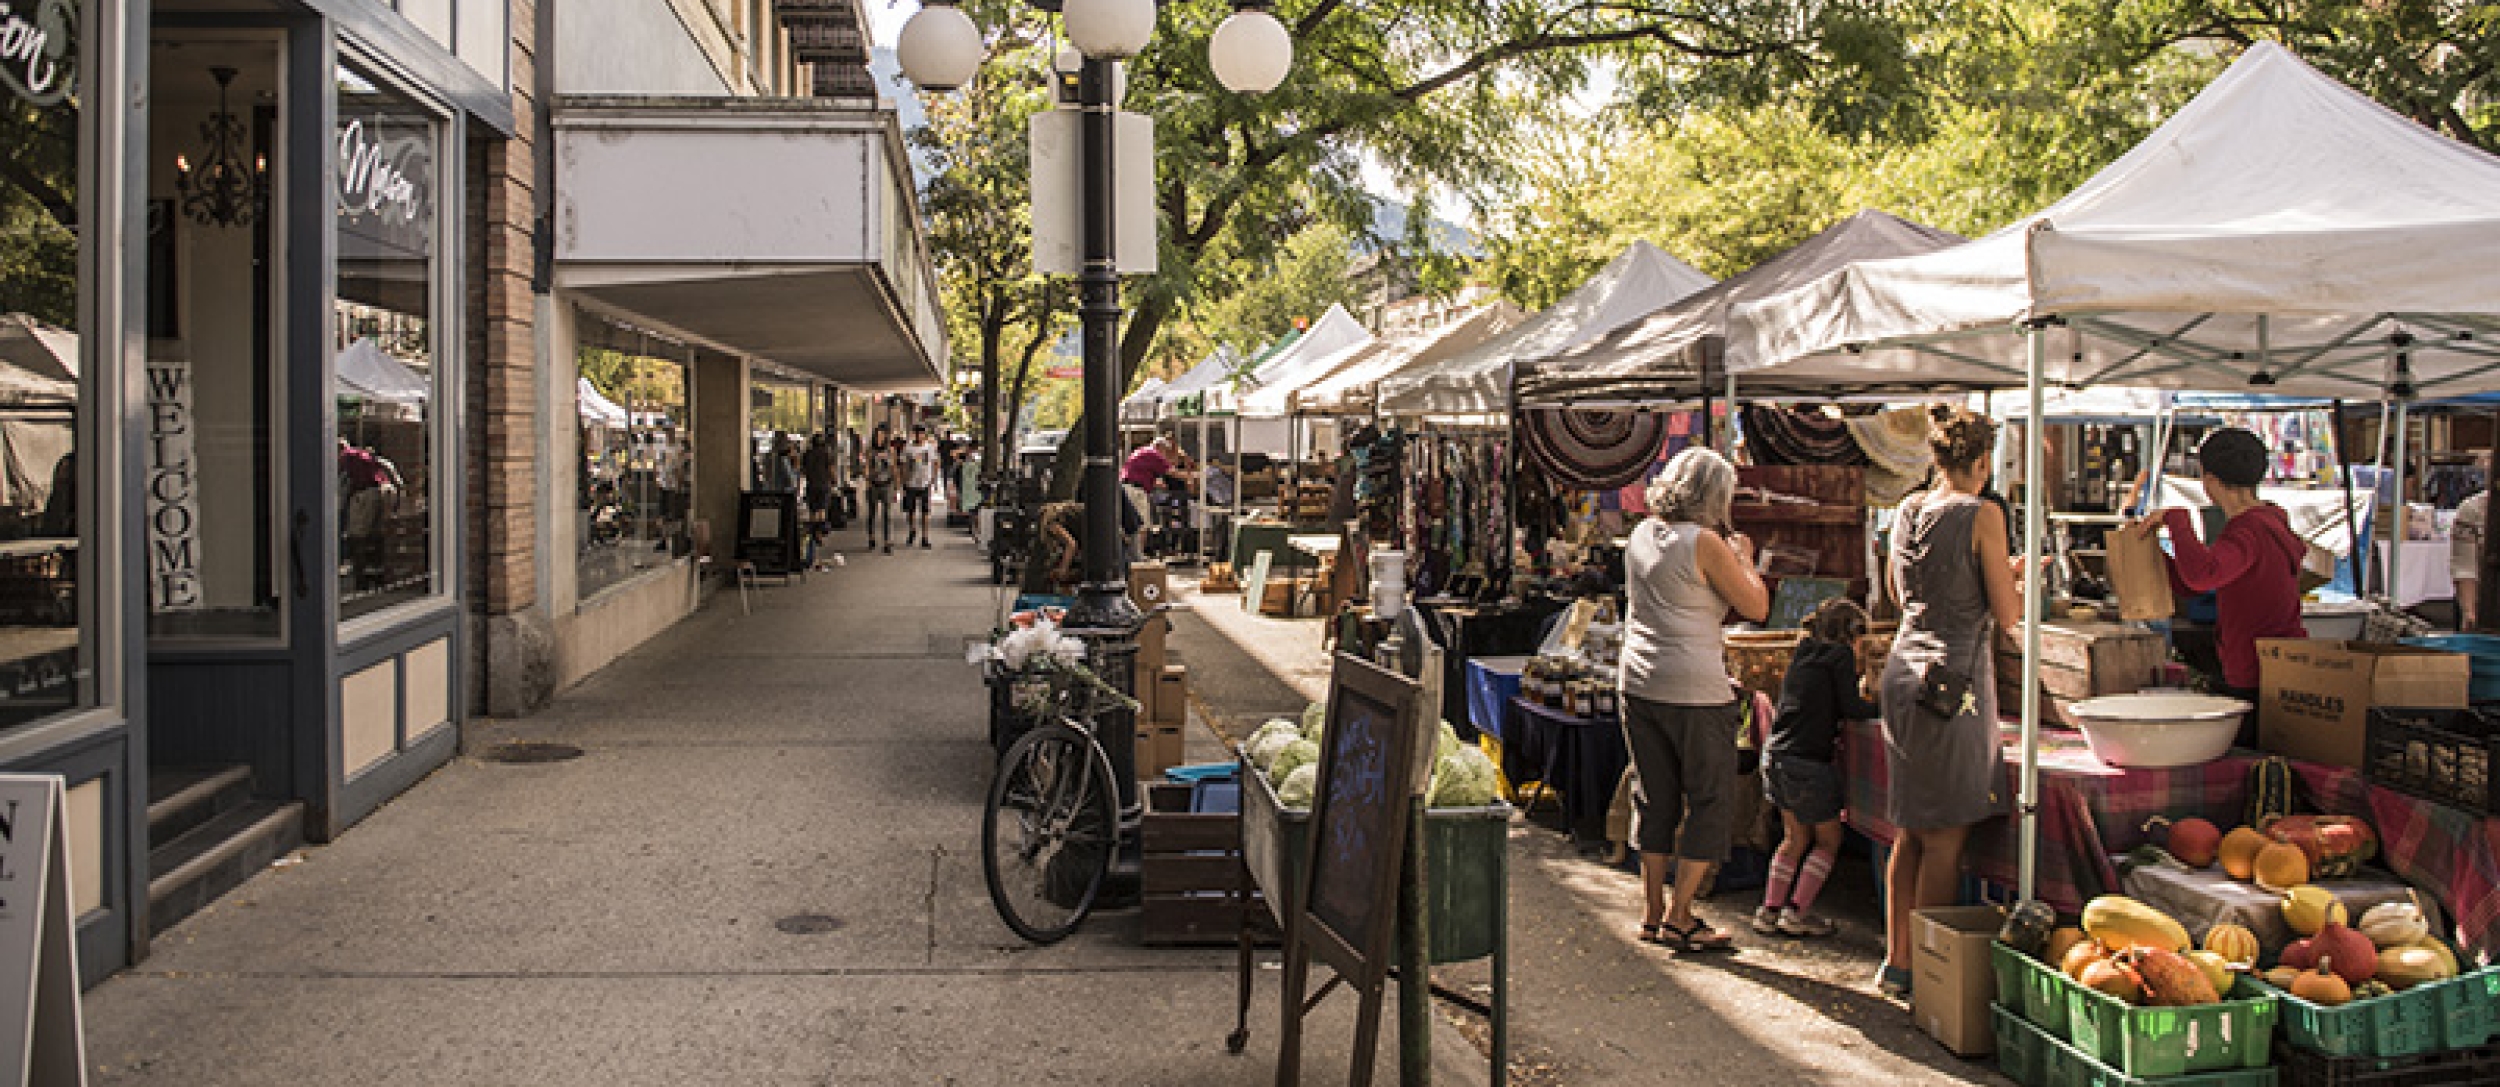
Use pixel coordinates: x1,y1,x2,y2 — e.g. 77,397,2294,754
2389,394,2411,607
2020,327,2046,904
2335,400,2363,596
1724,370,1739,455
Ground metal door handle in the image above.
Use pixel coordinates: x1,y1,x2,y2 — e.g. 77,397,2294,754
290,510,310,599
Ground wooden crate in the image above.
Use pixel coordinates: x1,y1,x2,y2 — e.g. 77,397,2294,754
1141,782,1274,947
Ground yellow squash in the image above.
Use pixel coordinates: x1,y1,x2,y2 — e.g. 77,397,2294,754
2082,896,2191,954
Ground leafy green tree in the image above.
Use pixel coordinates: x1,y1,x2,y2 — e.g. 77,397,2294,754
1191,222,1361,359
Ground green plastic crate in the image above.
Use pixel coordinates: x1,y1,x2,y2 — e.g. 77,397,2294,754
1995,941,2076,1039
2064,974,2279,1077
2259,965,2500,1059
1994,1006,2280,1087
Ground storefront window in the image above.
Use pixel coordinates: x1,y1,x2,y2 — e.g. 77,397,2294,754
576,318,690,600
0,0,91,724
333,62,440,621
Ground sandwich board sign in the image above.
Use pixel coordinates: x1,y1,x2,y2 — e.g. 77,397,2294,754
0,775,87,1086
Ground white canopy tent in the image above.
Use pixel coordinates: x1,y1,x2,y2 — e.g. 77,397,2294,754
1726,42,2500,905
1297,302,1525,416
1377,241,1715,417
1204,304,1371,416
576,377,630,427
338,338,430,404
1117,377,1169,427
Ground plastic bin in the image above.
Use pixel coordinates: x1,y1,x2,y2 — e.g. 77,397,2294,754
2064,973,2279,1076
2362,707,2499,815
1993,1005,2279,1087
2259,963,2500,1058
1993,941,2075,1040
1239,754,1510,964
2277,1040,2500,1087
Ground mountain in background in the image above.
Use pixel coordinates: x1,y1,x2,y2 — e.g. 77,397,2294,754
873,47,1475,258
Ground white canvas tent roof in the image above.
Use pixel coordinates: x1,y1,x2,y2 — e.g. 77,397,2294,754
1728,43,2500,400
1122,344,1247,423
337,338,430,404
1205,304,1371,414
1298,303,1525,415
1378,241,1714,416
577,377,630,427
1525,212,1963,405
1117,377,1169,426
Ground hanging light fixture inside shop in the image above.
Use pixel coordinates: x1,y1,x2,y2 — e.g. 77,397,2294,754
175,66,266,228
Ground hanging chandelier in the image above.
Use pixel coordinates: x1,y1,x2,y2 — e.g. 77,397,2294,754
175,66,265,228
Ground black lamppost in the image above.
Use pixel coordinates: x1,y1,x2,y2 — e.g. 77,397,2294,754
901,0,1291,813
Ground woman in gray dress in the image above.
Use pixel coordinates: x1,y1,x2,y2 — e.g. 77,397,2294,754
1873,406,2023,999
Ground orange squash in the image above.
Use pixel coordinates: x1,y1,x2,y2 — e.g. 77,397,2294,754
2253,841,2311,892
2081,958,2144,1004
2045,927,2090,968
2062,938,2108,980
2291,959,2353,1006
2218,826,2268,880
2203,923,2260,967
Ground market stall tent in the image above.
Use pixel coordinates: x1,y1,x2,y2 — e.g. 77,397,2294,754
1727,42,2500,903
1205,303,1371,416
1118,376,1169,427
1298,302,1524,416
1377,241,1714,417
338,338,430,404
1523,211,1962,406
576,377,630,427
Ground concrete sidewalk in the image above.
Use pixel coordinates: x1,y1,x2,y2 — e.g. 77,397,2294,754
81,528,1482,1086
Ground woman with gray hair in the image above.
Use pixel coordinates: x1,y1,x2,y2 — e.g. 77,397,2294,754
1620,447,1768,951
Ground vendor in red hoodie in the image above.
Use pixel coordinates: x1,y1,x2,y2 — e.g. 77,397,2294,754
2131,427,2307,744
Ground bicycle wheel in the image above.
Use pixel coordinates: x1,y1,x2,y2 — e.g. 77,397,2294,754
983,721,1116,944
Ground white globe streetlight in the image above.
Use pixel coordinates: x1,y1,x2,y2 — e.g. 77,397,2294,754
895,0,985,92
1061,0,1157,60
1208,5,1292,95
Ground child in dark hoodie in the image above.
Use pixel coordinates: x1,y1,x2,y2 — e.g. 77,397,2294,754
2132,427,2308,745
1750,598,1879,938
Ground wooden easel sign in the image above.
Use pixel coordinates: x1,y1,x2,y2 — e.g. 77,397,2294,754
0,775,86,1086
1275,654,1425,1087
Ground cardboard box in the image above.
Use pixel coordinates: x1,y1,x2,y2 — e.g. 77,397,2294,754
1260,579,1296,617
2257,639,2469,769
1135,613,1170,673
1134,725,1184,778
1153,665,1188,725
1128,561,1169,610
1910,906,2002,1057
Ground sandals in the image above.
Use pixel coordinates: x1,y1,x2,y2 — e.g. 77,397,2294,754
1656,918,1737,953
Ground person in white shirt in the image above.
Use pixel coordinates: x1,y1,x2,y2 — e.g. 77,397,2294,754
2453,489,2487,629
902,424,940,548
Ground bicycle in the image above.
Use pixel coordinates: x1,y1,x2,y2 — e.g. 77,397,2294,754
980,606,1171,944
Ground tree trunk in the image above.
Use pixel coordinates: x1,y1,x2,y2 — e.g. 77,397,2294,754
1045,291,1173,499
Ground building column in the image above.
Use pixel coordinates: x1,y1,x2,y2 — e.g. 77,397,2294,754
693,353,751,563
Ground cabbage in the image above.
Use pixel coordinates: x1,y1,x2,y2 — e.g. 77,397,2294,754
1270,738,1321,783
1435,721,1462,763
1244,720,1300,771
1300,701,1326,735
1277,764,1319,808
1428,745,1501,808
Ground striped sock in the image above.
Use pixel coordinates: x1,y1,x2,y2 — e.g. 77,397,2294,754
1790,846,1838,914
1762,853,1799,913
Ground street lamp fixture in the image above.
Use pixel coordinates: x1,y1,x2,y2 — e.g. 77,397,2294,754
894,0,985,91
1209,3,1292,95
1060,0,1157,61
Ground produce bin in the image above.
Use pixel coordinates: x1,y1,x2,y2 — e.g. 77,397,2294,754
2276,1039,2500,1087
1993,1005,2279,1087
2257,963,2500,1059
1993,941,2075,1039
1238,753,1509,964
2064,973,2279,1076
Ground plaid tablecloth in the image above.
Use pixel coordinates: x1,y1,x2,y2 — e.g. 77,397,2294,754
1842,719,2500,955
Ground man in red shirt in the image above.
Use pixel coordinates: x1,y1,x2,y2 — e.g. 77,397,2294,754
2131,427,2308,745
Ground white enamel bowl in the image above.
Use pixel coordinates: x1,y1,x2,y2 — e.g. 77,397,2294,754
2066,692,2251,769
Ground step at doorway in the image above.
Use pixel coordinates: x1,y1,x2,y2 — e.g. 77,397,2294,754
146,765,304,937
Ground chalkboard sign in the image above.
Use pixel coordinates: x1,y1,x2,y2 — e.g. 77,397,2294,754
1766,575,1849,631
736,491,803,576
1277,653,1425,1086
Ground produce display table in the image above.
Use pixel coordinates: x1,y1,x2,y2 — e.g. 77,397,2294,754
1502,695,1627,842
1842,719,2500,955
2122,860,2437,959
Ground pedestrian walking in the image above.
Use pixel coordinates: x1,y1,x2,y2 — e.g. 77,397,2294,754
1750,598,1876,940
1618,447,1768,953
864,425,898,553
1873,406,2024,1000
903,424,939,548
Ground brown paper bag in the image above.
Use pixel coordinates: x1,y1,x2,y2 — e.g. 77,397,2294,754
2104,528,2179,621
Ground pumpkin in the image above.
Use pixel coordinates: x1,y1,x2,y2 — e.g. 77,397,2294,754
2253,841,2311,892
2280,937,2319,970
2045,927,2090,968
2264,814,2380,878
2282,885,2347,936
2145,816,2223,868
2218,826,2269,881
2081,896,2191,954
2312,922,2378,986
2203,922,2260,967
2357,898,2429,948
2378,945,2454,990
2080,958,2144,1004
2291,958,2353,1006
2062,938,2108,980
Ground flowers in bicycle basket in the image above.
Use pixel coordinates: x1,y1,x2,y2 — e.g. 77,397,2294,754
971,618,1140,717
